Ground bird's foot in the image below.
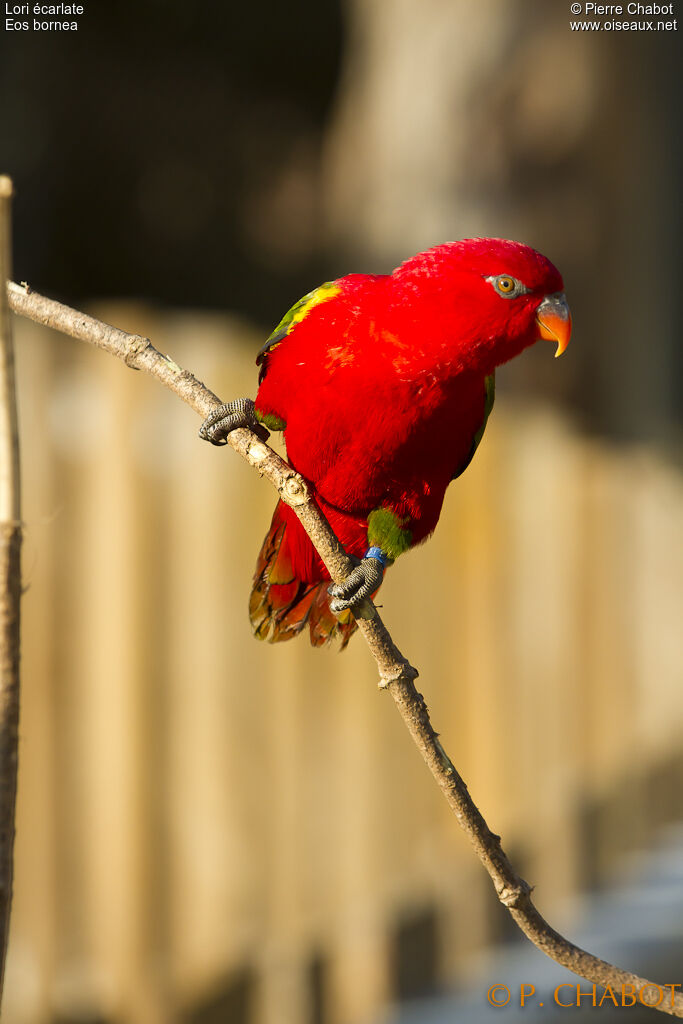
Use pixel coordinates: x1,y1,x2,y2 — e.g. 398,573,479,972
328,549,387,615
199,398,270,446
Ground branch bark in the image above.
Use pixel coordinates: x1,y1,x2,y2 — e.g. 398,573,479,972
7,279,683,1017
0,184,21,1005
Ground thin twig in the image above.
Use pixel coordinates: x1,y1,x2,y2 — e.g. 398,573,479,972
0,186,21,1005
7,279,683,1017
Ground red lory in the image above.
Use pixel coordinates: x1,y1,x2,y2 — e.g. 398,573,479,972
200,238,571,647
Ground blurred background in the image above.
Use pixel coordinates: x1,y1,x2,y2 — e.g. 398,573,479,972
1,1,682,1022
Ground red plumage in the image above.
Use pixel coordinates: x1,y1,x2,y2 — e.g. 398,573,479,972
251,238,569,645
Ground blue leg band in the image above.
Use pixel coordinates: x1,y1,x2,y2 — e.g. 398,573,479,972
363,546,389,569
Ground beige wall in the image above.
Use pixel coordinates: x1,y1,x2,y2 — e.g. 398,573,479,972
4,309,682,1024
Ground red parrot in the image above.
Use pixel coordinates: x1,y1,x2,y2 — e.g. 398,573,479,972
200,238,571,647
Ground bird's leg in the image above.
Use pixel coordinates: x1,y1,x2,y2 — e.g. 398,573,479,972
198,398,270,446
328,547,389,614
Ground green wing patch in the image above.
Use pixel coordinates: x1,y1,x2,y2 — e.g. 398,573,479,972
255,409,287,432
452,372,496,481
256,281,341,380
367,508,412,562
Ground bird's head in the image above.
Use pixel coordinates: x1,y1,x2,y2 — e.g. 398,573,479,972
393,237,572,372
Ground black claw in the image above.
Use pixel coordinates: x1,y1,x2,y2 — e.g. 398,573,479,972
199,398,270,446
328,557,384,614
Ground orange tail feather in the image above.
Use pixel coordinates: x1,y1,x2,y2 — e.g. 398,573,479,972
249,501,358,648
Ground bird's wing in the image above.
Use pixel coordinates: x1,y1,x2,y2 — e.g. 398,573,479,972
256,280,341,383
451,373,496,480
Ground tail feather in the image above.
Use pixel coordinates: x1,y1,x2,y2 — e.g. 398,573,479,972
308,583,356,649
269,584,319,643
249,500,359,647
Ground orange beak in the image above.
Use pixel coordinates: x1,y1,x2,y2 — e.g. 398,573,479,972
536,292,572,357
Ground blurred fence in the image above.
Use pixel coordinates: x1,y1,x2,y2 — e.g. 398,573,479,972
3,308,682,1024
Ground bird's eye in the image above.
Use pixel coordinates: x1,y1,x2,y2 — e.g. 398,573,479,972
485,274,528,298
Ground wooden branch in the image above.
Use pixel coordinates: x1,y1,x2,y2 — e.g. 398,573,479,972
0,184,21,1005
7,279,683,1017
